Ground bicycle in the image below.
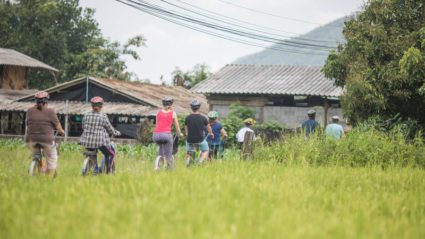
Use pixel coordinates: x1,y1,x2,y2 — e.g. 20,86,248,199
81,149,98,176
154,134,178,171
186,142,204,168
81,143,116,176
28,144,44,176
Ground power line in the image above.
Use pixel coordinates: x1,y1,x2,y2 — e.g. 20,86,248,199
158,0,337,46
216,0,342,28
173,0,337,43
117,0,328,55
116,0,336,54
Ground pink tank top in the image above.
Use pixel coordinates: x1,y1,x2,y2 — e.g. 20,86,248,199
153,110,174,133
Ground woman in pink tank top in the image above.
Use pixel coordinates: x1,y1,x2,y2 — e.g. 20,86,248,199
152,97,183,171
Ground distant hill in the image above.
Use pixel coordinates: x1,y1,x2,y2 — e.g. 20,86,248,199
233,17,349,66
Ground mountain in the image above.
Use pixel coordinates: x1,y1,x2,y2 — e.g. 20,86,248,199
233,17,349,66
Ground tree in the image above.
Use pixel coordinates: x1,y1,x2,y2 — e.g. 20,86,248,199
322,0,425,126
0,0,145,88
172,63,211,89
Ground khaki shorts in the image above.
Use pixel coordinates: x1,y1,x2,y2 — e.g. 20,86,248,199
27,142,58,170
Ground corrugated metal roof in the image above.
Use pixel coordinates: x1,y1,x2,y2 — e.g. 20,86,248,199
13,76,208,115
191,64,343,97
92,78,208,114
0,101,155,116
0,48,58,72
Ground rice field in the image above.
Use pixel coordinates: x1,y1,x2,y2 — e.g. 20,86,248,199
0,136,424,239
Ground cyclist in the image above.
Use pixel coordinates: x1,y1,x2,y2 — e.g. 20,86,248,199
236,118,256,149
207,111,228,159
185,100,213,165
152,97,183,171
25,91,65,177
79,96,121,173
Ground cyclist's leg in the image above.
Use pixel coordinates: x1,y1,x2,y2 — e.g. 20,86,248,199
99,146,113,173
41,142,58,177
211,144,219,159
185,140,192,166
162,133,174,170
199,140,209,162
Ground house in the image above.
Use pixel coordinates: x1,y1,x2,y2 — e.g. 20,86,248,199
191,64,344,127
0,48,58,89
0,76,208,140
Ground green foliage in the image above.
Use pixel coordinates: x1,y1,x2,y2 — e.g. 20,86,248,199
171,63,211,89
221,104,256,144
255,121,285,143
1,137,425,238
0,0,145,87
254,128,425,168
323,0,425,127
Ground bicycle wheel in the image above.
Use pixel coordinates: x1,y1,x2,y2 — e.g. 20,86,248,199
82,157,95,176
29,159,41,176
155,156,164,171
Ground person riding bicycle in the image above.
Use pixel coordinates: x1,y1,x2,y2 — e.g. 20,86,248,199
79,96,121,174
25,91,65,177
152,96,183,171
206,111,228,159
184,100,213,165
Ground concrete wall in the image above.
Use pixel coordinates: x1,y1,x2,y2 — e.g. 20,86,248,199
264,106,344,128
212,104,344,128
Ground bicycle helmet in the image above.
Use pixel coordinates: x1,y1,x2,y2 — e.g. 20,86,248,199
207,111,219,119
90,96,104,106
162,96,173,106
190,99,201,110
34,91,49,104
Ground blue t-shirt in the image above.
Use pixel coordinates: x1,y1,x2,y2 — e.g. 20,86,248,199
207,122,222,145
302,119,319,136
325,123,344,140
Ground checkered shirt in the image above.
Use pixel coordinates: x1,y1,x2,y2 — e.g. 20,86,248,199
79,111,119,148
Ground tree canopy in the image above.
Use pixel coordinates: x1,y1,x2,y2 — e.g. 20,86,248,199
0,0,145,88
322,0,425,126
171,63,211,89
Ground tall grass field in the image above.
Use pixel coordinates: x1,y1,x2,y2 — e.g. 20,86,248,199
0,130,424,239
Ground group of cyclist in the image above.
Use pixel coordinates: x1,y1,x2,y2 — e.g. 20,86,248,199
25,91,231,176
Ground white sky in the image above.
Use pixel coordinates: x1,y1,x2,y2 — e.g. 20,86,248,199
79,0,365,84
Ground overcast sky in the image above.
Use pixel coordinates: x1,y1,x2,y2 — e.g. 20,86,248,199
79,0,365,84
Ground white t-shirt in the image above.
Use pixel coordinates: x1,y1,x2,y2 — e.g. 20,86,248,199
236,127,255,143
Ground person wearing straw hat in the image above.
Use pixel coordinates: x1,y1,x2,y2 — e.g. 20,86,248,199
325,115,344,140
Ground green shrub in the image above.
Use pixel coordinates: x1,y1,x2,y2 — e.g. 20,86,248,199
253,128,425,168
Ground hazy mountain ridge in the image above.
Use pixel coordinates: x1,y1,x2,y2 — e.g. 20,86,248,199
233,17,348,66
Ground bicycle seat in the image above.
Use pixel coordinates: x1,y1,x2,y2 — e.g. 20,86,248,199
34,143,43,149
84,150,97,156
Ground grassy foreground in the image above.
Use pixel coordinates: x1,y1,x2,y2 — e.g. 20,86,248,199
0,141,424,239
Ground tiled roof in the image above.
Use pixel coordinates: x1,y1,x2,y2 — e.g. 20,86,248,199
14,77,208,115
191,64,343,97
0,48,58,72
0,101,155,117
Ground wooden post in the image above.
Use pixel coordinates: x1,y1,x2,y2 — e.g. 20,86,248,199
242,131,255,159
324,98,329,127
64,100,69,142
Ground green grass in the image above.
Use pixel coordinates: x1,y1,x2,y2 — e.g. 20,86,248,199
0,138,424,239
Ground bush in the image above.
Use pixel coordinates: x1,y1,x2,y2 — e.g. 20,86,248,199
253,128,425,168
255,121,285,144
221,104,256,145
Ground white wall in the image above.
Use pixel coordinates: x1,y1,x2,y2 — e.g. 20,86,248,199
212,105,344,128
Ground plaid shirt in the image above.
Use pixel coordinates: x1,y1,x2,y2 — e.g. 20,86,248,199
79,111,119,148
